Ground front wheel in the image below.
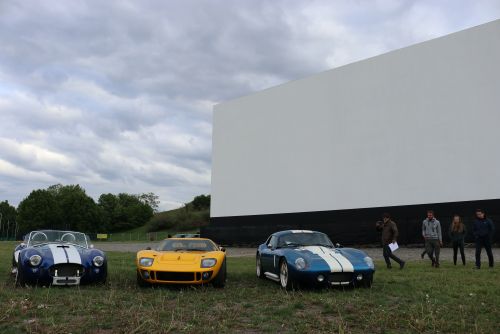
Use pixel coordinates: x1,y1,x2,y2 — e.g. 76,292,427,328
360,275,373,288
212,259,227,288
15,266,26,287
136,271,151,288
256,254,264,279
279,259,295,290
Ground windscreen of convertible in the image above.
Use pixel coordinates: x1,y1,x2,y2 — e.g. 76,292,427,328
278,232,333,248
28,230,89,248
158,239,217,252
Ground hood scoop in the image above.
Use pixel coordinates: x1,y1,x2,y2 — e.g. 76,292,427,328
158,252,200,264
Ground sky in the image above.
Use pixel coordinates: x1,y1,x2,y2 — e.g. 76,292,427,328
0,0,499,211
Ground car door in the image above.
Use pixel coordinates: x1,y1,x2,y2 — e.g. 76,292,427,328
259,235,277,273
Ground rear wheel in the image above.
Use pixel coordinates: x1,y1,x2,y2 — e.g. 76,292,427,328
279,259,295,290
256,254,264,279
212,259,227,288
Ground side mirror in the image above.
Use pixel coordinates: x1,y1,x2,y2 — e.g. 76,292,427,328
20,243,26,248
146,247,152,250
220,247,226,252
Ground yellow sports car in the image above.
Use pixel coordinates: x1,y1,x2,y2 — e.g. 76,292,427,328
136,238,226,287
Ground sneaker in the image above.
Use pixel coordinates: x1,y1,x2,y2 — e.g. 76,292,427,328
473,266,480,270
387,265,392,269
435,262,440,268
400,261,405,270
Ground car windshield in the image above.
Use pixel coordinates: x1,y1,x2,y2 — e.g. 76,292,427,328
28,230,89,248
158,239,216,252
277,232,333,248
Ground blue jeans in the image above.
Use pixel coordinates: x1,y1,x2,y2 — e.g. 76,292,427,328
475,236,494,268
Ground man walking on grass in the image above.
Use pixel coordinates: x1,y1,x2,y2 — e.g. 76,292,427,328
376,213,405,269
422,210,442,267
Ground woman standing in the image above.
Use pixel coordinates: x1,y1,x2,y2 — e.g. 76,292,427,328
448,215,467,265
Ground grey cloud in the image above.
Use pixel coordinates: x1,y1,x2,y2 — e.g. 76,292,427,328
1,0,499,210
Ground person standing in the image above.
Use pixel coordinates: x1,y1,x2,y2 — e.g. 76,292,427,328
422,210,442,267
376,213,405,269
473,209,495,269
448,215,467,265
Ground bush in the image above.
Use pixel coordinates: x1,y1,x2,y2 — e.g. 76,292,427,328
146,209,209,232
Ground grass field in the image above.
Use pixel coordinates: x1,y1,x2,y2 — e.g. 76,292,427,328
0,242,499,334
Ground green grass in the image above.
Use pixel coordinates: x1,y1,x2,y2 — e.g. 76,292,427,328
0,242,499,333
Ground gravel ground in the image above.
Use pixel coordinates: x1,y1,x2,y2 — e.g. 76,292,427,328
95,242,500,264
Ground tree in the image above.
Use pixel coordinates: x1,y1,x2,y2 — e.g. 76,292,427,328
17,189,63,234
50,184,101,232
17,184,101,233
0,200,17,239
137,192,160,213
98,193,154,232
192,194,211,211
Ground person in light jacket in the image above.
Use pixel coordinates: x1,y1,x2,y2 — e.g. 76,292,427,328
473,209,495,269
376,213,405,269
422,210,442,268
448,214,466,265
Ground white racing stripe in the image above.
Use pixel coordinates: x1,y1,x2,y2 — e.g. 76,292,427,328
49,244,68,264
329,251,354,272
301,246,354,273
65,245,82,264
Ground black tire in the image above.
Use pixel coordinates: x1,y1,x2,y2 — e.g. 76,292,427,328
256,254,264,279
136,271,151,288
15,266,26,288
361,275,373,288
96,273,107,286
212,258,227,288
279,258,295,291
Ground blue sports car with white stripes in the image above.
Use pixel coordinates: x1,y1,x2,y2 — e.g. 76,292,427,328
12,230,107,286
256,230,375,289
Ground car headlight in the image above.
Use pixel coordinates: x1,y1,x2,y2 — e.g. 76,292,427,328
295,257,306,270
364,256,374,269
139,257,154,267
93,255,104,267
201,258,217,268
29,254,42,267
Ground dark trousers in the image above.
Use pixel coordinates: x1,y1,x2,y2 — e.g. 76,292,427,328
475,236,494,268
383,245,403,268
452,239,465,265
425,239,440,264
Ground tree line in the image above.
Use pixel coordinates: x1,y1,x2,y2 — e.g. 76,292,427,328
0,184,159,236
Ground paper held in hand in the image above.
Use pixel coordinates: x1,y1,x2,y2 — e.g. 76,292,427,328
389,242,399,252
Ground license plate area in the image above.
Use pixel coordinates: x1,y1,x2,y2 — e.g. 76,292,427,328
52,277,81,285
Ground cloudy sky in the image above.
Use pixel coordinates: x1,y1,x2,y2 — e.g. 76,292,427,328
0,0,499,211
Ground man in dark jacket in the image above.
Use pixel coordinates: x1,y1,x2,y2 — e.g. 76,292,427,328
473,209,495,269
376,213,405,269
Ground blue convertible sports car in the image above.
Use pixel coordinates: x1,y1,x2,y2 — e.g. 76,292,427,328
12,230,107,286
256,230,375,289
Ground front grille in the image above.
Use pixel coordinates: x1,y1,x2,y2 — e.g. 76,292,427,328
50,264,85,277
328,272,353,283
155,271,195,282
